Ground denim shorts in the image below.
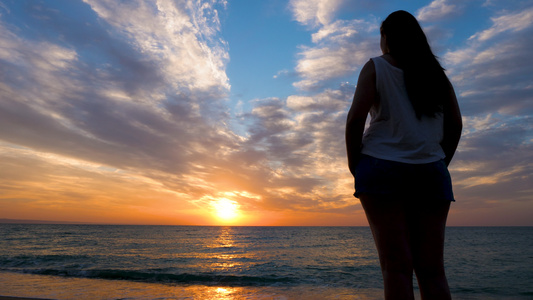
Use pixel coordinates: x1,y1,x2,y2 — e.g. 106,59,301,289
353,155,455,201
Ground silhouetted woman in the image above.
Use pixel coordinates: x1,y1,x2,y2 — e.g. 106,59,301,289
345,10,462,300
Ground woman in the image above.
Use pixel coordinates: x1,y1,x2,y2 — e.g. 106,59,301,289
345,11,462,300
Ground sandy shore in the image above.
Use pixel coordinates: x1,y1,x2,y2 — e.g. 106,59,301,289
0,297,53,300
0,270,387,300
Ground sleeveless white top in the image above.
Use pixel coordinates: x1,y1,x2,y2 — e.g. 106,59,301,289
360,56,445,164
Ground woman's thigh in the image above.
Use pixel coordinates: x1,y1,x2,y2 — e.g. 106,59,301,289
407,199,451,272
359,195,413,270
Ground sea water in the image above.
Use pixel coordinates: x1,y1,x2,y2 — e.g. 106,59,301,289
0,225,531,299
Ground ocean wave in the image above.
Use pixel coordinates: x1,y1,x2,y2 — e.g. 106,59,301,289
7,268,297,286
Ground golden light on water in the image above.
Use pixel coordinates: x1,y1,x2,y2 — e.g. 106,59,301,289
215,287,232,296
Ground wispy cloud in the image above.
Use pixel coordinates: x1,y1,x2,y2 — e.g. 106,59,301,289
289,0,345,27
441,6,533,215
294,18,379,90
84,0,230,92
469,7,533,42
416,0,459,22
444,7,533,116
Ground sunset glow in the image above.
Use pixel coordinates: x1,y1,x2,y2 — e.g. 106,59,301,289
0,0,531,226
212,198,241,223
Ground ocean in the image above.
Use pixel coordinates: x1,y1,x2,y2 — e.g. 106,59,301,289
0,225,531,299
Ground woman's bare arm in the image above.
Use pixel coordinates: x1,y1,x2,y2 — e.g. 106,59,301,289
346,60,376,176
441,81,462,166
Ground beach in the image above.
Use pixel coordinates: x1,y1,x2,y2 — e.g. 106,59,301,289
0,297,50,300
1,270,530,300
0,297,49,300
0,271,386,300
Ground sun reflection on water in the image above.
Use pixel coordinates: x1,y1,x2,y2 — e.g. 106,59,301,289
213,287,233,299
216,227,235,248
198,227,252,272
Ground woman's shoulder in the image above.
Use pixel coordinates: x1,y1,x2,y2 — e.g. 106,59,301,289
359,59,376,80
375,54,401,69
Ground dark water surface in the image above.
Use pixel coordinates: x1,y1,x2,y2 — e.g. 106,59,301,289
0,225,531,299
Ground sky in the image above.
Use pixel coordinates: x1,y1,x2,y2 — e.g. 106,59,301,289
0,0,532,226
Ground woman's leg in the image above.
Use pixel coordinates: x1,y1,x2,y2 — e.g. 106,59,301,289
407,199,452,300
359,194,415,300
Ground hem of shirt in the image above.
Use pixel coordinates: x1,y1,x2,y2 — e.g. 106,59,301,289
359,150,445,165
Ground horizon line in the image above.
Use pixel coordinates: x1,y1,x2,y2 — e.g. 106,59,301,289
0,219,531,227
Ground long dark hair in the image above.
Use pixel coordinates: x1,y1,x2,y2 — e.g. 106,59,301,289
381,10,449,118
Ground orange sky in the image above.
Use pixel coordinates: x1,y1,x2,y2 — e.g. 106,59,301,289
1,143,531,226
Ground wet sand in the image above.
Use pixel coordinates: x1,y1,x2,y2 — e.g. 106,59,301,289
0,271,384,300
0,297,52,300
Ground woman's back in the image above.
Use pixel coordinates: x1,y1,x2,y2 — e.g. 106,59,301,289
361,55,445,164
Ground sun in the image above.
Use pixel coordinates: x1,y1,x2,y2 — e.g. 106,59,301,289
211,198,240,222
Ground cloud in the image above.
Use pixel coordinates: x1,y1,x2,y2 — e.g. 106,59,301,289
417,0,458,22
239,83,358,213
294,18,380,90
273,69,289,79
289,0,345,27
84,0,230,93
441,6,533,212
287,88,349,112
451,115,533,205
469,7,533,42
444,8,533,116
